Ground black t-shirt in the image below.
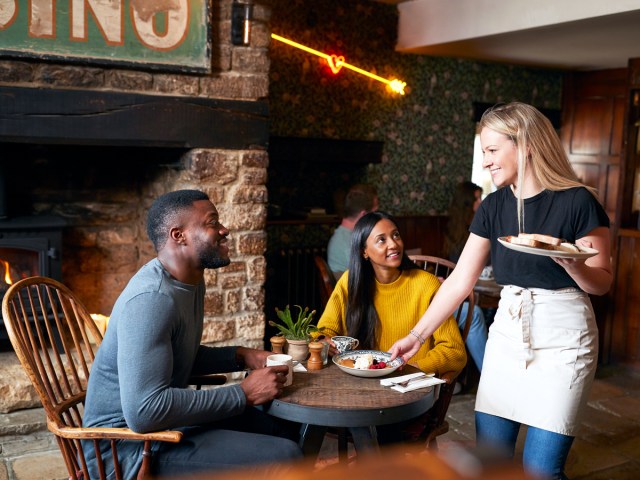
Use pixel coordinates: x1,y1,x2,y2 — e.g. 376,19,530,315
470,187,610,290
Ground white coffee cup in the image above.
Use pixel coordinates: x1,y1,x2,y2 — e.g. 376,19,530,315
266,353,293,386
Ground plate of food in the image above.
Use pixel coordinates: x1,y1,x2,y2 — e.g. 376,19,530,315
498,233,599,259
332,350,404,378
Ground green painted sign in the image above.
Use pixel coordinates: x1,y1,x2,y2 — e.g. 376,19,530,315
0,0,211,72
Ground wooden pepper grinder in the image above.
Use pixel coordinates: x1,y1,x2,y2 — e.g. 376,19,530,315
307,341,324,370
270,335,286,354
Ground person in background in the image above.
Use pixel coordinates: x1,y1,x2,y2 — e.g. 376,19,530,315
83,190,302,478
318,211,466,443
389,102,611,479
443,181,484,263
443,181,489,373
327,183,378,279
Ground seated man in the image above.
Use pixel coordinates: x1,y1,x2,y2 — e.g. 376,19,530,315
327,183,378,279
83,190,302,478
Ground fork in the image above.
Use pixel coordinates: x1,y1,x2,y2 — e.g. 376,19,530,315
389,373,435,387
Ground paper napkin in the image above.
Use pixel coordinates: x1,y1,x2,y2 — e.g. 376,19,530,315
380,372,445,393
293,362,307,372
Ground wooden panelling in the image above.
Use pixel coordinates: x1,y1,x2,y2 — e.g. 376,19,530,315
562,71,626,218
610,96,626,156
606,164,620,216
394,215,448,258
569,98,613,155
562,69,628,363
610,231,640,363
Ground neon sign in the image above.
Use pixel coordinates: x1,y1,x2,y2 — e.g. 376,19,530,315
271,34,406,95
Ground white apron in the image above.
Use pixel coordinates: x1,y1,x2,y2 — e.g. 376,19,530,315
475,285,598,436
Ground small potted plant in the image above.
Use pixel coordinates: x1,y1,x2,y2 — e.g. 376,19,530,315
269,305,325,362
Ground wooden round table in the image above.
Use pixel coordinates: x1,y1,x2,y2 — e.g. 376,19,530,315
265,362,437,457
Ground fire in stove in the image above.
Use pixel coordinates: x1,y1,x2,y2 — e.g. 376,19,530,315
1,258,15,284
0,250,38,298
0,215,65,347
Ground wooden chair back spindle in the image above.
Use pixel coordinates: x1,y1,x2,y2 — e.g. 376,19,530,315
313,255,337,307
2,276,182,480
406,255,476,448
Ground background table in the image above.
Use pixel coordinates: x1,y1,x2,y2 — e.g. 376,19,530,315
474,277,502,309
265,363,436,457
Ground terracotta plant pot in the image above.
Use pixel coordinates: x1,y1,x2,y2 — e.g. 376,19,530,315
285,338,310,362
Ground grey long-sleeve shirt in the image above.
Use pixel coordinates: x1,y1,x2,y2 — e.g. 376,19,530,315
83,258,246,477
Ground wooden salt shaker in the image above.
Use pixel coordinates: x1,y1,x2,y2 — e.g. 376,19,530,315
307,341,324,370
270,335,286,354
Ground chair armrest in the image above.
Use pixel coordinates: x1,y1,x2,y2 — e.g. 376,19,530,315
189,374,227,387
49,424,183,443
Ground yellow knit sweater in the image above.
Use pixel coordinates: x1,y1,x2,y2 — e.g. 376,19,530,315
317,268,467,376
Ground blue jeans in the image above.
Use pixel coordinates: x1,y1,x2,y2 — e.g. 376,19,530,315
476,411,574,479
456,302,488,371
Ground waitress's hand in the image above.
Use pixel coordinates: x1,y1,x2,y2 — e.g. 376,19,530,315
550,239,592,269
388,335,421,365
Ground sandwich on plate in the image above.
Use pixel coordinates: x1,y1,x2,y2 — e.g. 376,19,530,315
505,233,580,253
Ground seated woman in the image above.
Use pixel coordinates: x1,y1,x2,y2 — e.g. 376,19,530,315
318,211,466,379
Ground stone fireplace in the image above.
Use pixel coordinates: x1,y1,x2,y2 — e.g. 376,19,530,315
0,0,271,412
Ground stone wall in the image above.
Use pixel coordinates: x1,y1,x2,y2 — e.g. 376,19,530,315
0,0,272,412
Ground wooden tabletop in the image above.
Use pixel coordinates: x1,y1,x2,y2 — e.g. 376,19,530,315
266,362,436,428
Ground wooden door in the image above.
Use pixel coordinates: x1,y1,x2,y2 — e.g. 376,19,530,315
610,59,640,366
561,69,627,363
561,69,627,225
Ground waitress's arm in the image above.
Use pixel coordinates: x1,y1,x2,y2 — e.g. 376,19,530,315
553,226,612,296
389,234,490,364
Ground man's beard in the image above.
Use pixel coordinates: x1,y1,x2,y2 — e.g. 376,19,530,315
199,248,230,269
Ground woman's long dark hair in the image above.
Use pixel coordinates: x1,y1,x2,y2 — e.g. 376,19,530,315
346,211,418,349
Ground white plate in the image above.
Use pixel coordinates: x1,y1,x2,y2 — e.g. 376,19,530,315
498,237,599,259
332,350,403,378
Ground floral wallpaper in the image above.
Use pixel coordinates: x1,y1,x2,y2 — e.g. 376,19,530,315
268,0,564,217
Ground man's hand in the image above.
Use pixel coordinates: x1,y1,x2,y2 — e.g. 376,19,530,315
240,365,288,406
236,347,271,370
388,335,422,365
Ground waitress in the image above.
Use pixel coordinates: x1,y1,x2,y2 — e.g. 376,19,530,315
389,102,612,480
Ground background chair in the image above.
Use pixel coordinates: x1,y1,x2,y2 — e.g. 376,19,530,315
313,255,336,307
405,255,475,449
1,276,223,479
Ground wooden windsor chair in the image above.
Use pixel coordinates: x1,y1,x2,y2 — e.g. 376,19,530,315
1,276,224,479
313,255,337,307
405,255,475,449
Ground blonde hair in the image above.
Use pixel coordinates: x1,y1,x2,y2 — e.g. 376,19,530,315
479,102,596,233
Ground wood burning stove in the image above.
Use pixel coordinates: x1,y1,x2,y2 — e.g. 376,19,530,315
0,215,64,343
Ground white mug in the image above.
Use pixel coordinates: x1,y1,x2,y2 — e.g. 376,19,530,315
266,353,293,386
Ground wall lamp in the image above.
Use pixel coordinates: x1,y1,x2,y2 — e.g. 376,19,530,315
231,0,253,46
